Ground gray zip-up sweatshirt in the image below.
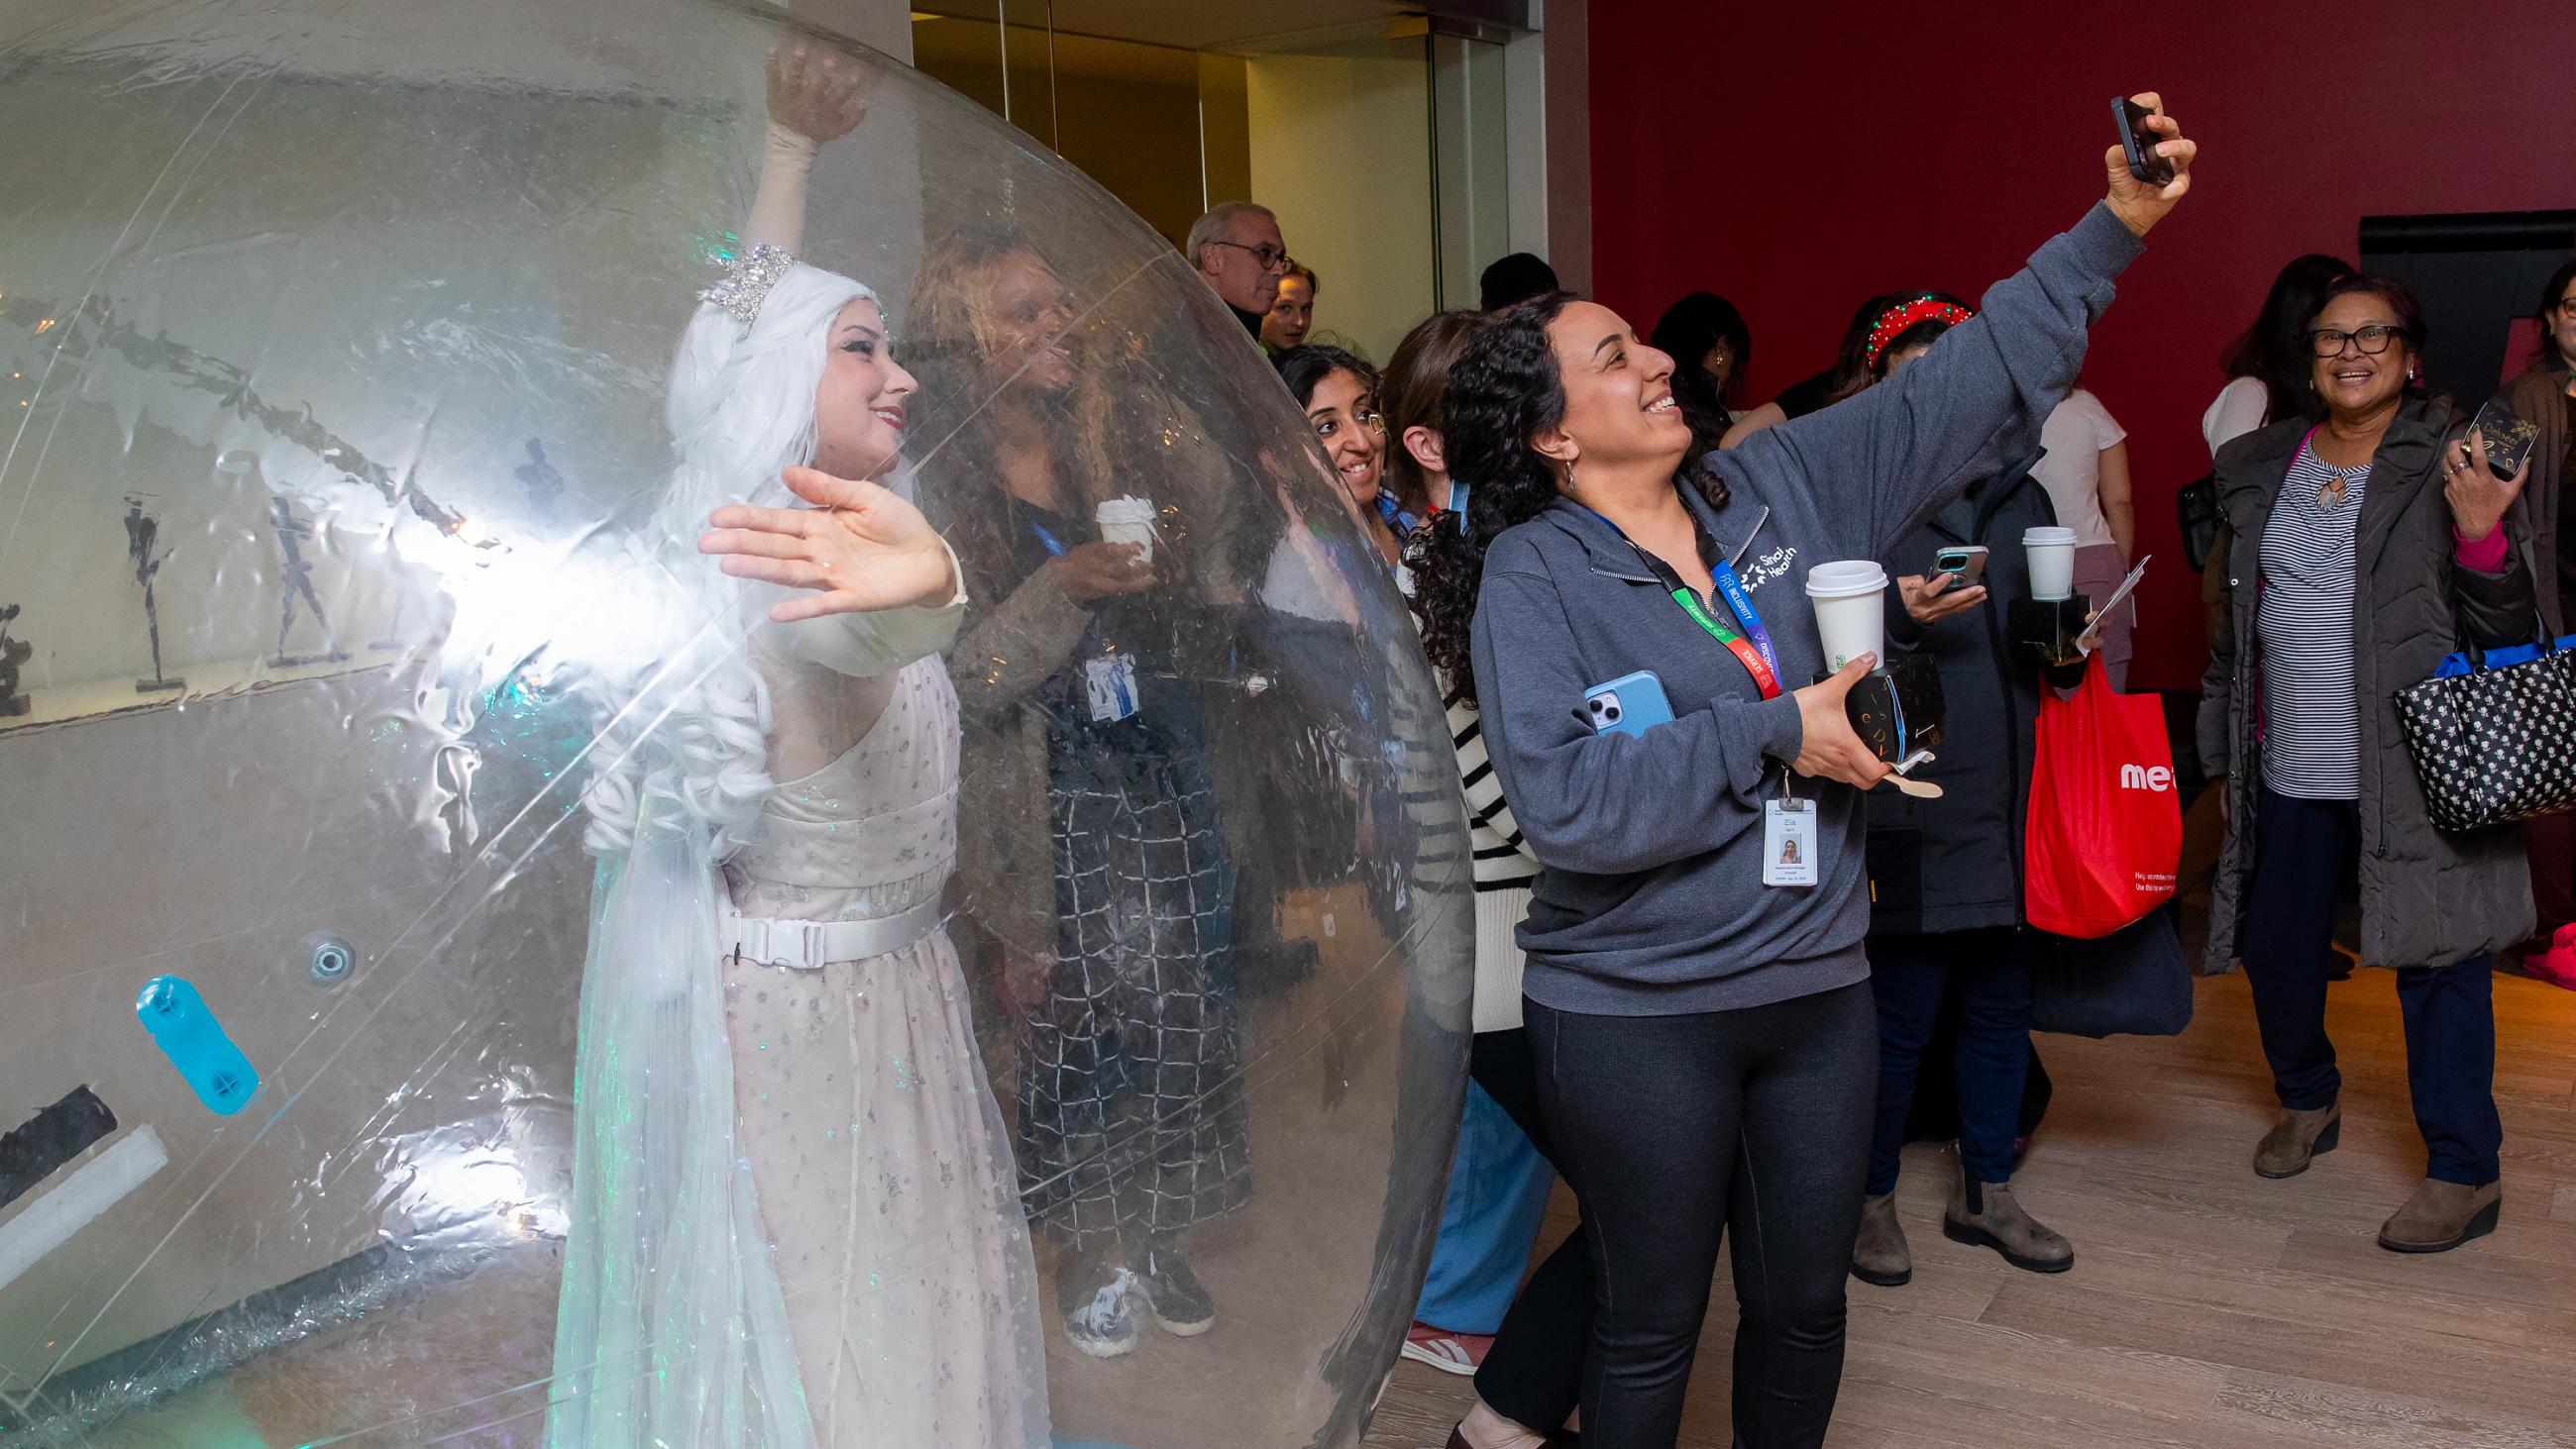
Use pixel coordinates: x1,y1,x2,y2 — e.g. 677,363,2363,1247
1470,202,2144,1016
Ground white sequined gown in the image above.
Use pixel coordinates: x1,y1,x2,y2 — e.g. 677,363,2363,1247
719,657,1048,1448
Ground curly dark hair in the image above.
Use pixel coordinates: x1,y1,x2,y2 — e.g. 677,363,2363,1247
1407,292,1728,708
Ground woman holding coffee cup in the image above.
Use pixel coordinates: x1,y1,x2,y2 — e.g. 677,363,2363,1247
2199,273,2537,1254
1418,99,2194,1447
908,227,1254,1356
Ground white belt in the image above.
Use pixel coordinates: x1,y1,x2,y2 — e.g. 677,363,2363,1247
720,896,944,970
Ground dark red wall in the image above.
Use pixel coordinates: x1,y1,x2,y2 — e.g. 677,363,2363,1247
1588,2,2576,691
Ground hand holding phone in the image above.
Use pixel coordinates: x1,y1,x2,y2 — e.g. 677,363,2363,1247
1933,545,1988,589
2115,96,2174,185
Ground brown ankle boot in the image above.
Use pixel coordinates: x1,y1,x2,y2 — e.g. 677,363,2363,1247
1944,1176,2073,1274
2253,1103,2341,1179
2377,1179,2502,1254
1850,1190,1911,1288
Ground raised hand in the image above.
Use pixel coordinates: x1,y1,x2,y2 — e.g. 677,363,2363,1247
765,42,871,146
2442,427,2528,543
699,465,956,622
1789,655,1893,788
2103,92,2196,238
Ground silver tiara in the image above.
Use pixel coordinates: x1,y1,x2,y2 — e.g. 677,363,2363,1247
700,243,795,326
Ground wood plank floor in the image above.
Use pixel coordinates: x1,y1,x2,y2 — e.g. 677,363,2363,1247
1365,967,2576,1448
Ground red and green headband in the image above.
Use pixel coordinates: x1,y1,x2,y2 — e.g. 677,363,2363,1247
1864,298,1975,370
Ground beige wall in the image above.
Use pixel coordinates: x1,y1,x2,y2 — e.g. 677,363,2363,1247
1244,42,1438,366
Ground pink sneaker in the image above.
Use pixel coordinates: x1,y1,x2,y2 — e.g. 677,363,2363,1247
1400,1320,1494,1377
2527,925,2576,990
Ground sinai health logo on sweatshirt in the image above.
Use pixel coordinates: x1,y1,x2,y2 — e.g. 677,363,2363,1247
2118,763,2175,792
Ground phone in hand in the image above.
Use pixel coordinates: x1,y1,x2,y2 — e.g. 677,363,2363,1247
1932,545,1988,590
1583,671,1675,739
2114,97,2174,186
2470,398,2540,480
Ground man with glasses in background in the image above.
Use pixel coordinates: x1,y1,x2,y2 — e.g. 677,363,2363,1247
1188,201,1292,338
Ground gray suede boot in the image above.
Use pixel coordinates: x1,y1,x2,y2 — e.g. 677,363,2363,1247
2253,1102,2341,1179
1943,1174,2073,1274
1850,1191,1911,1288
2377,1178,2502,1254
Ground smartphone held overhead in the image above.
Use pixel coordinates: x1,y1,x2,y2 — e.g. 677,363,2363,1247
2115,96,2174,186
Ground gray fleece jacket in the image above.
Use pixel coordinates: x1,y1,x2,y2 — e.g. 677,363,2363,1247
1470,202,2144,1016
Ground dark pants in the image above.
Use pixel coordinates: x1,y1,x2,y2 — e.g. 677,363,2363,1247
2524,809,2574,939
2240,789,2503,1186
1525,983,1877,1449
1467,1028,1587,1433
1866,929,2033,1194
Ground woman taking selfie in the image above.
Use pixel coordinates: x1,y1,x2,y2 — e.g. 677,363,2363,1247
2200,275,2537,1254
1423,99,2194,1447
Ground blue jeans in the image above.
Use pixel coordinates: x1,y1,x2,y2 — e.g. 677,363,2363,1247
2239,789,2503,1185
1866,928,2033,1194
1413,1078,1555,1333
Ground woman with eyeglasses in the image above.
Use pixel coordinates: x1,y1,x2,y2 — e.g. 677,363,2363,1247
2199,273,2537,1256
2492,258,2575,983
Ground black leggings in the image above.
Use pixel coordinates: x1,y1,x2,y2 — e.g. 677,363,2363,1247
1467,1029,1587,1432
1525,982,1877,1449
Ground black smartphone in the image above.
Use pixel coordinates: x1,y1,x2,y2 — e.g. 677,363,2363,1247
2115,97,2174,186
2470,398,2540,480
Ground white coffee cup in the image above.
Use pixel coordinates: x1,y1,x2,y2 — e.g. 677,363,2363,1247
2022,525,2078,602
1096,495,1156,564
1804,561,1888,673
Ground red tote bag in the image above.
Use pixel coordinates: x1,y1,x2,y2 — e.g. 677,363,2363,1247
2024,658,2181,938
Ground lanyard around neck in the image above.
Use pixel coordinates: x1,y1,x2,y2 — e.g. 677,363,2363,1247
1577,503,1783,699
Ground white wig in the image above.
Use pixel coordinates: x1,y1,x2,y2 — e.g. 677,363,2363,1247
583,260,878,860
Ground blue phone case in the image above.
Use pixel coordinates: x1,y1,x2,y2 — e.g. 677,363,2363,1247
1583,671,1675,738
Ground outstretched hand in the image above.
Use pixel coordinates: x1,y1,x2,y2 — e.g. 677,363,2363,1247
2103,92,2196,238
699,465,957,623
765,43,871,146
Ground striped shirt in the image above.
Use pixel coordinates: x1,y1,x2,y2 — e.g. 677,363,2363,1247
2257,441,2368,800
1450,689,1541,889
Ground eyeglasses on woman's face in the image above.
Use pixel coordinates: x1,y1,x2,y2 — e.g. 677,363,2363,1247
2308,323,2407,358
2554,294,2576,320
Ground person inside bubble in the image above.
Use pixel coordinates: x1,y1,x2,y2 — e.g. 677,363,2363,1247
550,45,1047,1449
907,224,1253,1361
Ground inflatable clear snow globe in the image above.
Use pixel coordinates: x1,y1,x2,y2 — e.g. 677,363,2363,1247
0,3,1471,1444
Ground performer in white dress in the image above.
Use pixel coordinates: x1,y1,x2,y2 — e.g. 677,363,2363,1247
547,46,1047,1449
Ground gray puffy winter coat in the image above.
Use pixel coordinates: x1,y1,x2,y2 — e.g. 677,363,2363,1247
2197,396,2539,971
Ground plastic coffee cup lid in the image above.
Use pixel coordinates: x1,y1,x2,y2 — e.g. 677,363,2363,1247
1096,495,1154,522
2022,526,2078,546
1804,561,1888,598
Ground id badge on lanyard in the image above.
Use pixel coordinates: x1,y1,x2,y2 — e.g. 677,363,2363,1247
1032,517,1146,724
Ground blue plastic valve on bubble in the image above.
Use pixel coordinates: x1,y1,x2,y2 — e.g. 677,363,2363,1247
136,976,260,1116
